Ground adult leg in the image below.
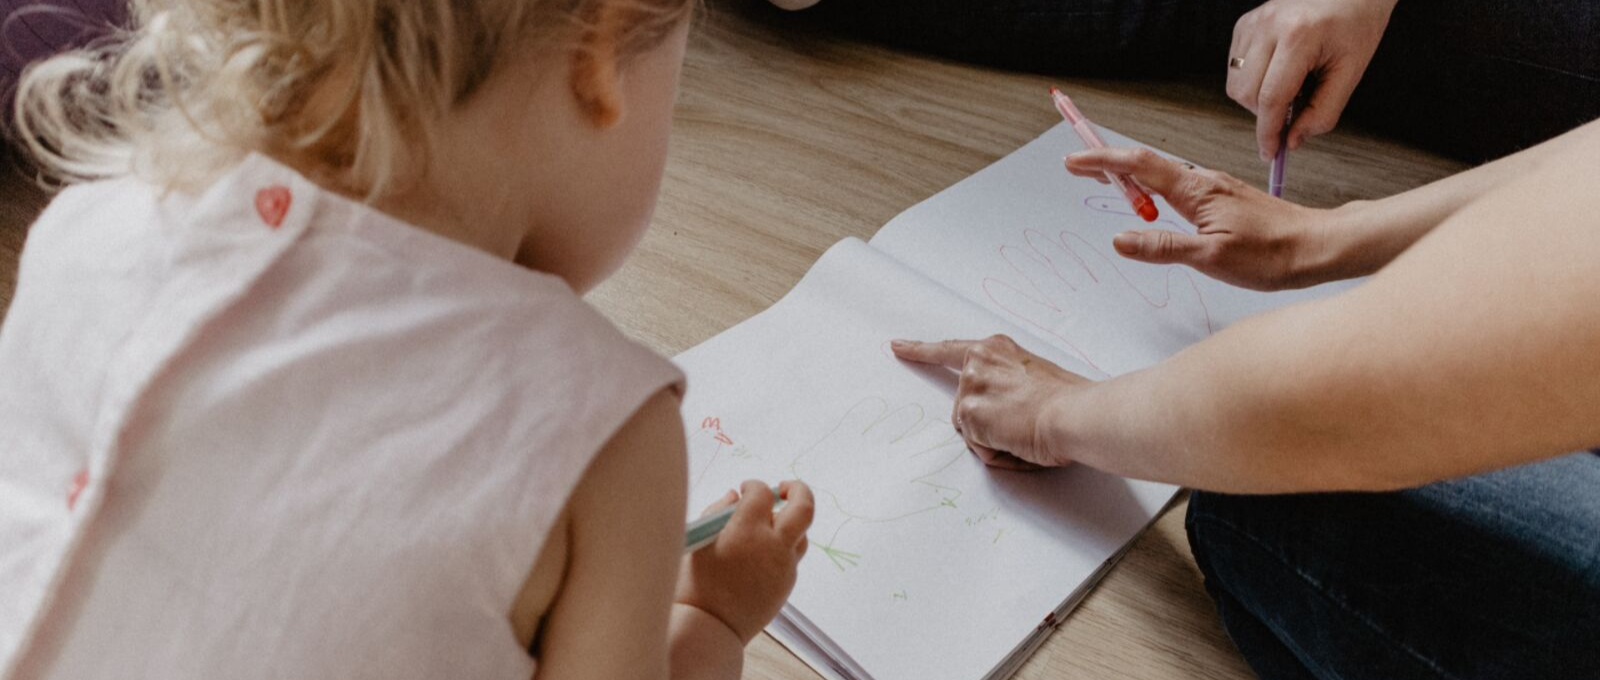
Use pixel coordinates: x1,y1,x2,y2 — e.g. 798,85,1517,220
791,0,1258,77
1346,0,1600,162
1187,451,1600,680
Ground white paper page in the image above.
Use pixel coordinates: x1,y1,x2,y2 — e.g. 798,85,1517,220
675,239,1176,680
769,605,862,680
870,122,1360,378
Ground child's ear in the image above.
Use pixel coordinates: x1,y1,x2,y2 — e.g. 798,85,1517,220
569,6,625,129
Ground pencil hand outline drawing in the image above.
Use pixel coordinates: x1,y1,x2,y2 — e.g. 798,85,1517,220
789,397,967,570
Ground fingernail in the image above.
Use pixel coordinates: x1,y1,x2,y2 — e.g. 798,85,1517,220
1112,232,1140,255
890,340,912,350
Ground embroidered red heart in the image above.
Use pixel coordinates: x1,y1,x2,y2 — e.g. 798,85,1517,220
254,185,292,228
66,467,89,510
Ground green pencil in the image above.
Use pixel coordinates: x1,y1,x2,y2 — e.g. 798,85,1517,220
684,486,785,553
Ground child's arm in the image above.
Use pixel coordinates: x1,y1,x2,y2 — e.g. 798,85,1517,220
530,391,814,680
530,389,685,679
670,481,814,680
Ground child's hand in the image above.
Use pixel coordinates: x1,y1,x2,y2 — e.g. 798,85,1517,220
675,480,814,643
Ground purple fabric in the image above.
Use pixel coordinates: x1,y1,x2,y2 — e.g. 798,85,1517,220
2,0,126,132
2,1,125,75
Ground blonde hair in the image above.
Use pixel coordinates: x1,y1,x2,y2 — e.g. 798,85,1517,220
12,0,692,198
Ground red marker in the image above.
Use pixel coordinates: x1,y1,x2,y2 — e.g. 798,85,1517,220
1049,88,1159,222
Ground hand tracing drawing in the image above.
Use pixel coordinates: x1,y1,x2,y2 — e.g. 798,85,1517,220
789,397,968,570
665,123,1310,680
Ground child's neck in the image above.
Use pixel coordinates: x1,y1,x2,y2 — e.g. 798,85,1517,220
376,169,530,263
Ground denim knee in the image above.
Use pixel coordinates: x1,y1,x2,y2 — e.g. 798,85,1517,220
1184,455,1600,680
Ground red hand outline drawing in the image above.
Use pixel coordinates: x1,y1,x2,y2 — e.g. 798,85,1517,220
982,225,1214,377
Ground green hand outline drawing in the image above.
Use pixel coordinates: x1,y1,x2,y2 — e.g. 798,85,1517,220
789,397,968,570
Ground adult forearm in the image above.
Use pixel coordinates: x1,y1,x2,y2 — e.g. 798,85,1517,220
1051,294,1498,494
1308,117,1600,282
1047,303,1378,493
1052,124,1600,493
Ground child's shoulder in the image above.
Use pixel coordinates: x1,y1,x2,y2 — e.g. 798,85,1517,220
23,173,166,263
11,154,684,444
274,167,663,377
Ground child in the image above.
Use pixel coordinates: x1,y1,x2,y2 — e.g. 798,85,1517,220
0,1,814,679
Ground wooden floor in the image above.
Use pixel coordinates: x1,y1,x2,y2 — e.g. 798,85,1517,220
0,2,1467,678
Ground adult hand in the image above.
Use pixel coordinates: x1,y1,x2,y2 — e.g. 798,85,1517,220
1066,148,1345,291
890,335,1091,470
1227,0,1397,160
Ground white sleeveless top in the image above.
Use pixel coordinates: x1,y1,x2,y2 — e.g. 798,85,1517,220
0,155,683,680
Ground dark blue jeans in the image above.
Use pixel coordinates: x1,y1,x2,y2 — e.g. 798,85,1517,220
790,0,1600,163
1186,451,1600,680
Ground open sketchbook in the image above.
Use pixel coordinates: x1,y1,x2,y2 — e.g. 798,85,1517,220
673,123,1358,680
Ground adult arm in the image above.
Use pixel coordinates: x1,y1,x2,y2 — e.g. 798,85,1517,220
902,120,1600,494
1065,118,1600,291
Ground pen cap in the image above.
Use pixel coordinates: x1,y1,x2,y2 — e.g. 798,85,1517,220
1051,89,1085,123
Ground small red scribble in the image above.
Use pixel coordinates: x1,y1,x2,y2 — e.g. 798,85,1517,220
694,417,735,488
66,467,89,510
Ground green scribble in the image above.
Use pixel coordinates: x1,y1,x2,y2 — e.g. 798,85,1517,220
818,543,862,571
966,507,1000,526
788,398,972,567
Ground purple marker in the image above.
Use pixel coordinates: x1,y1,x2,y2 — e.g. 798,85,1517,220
1269,103,1291,198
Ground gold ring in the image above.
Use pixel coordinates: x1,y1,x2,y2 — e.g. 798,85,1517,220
1228,57,1246,69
